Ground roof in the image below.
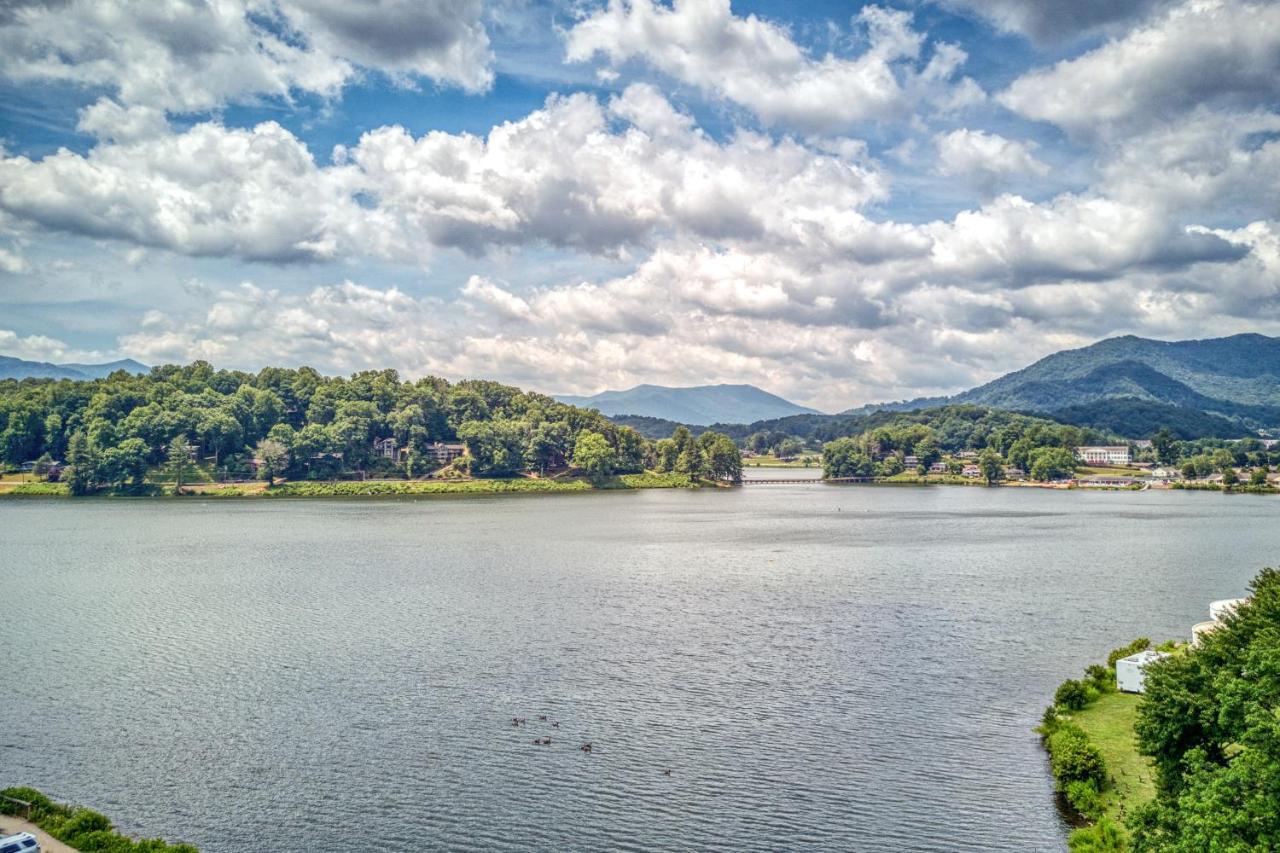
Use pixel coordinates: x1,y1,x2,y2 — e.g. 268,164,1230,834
1119,650,1170,665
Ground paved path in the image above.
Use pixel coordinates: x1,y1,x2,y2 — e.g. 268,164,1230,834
0,814,77,852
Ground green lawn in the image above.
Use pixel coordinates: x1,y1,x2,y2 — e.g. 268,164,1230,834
745,455,820,468
1071,691,1157,827
1076,465,1149,477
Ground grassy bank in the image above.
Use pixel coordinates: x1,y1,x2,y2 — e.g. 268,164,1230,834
1,786,197,852
0,472,701,498
1071,691,1156,828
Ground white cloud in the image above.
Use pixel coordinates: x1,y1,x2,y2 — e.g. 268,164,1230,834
934,129,1048,187
943,0,1174,43
0,0,493,114
1000,0,1280,136
1,86,887,261
565,1,983,132
0,329,104,363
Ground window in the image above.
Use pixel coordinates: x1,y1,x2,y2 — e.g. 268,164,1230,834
2,843,22,853
22,841,36,850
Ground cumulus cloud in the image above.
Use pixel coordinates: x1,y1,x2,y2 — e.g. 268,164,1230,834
0,86,887,261
565,0,983,133
1000,0,1280,136
934,128,1048,191
0,0,493,114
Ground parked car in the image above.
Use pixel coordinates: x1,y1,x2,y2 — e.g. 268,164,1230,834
0,833,38,853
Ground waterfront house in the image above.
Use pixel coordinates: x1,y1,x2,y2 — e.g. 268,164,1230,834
1075,445,1132,466
373,437,399,459
426,442,466,464
903,455,920,468
929,461,949,474
961,464,981,478
1079,475,1138,488
1003,466,1025,480
1116,650,1170,693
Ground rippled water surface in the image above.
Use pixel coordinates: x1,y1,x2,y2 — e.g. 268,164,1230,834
2,487,1276,851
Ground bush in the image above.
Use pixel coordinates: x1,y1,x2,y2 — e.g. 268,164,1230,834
1065,779,1105,821
1085,664,1113,692
61,808,112,837
1107,638,1150,670
1055,678,1094,711
1069,817,1127,851
1047,723,1108,789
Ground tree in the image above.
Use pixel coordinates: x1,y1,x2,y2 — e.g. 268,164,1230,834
1029,446,1077,481
1152,428,1177,465
1250,467,1269,486
978,449,1004,484
1220,465,1239,488
700,432,742,483
571,431,616,480
654,438,678,472
822,437,874,479
99,437,148,492
167,433,193,493
256,439,289,487
65,430,96,496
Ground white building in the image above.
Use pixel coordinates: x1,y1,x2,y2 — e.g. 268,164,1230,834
1116,650,1170,693
1075,445,1132,465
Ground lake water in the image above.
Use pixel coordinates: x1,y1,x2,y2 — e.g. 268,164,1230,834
2,486,1275,852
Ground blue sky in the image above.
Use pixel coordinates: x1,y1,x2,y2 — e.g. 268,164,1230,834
0,0,1278,409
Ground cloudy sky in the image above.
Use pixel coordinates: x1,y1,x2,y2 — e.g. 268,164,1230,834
0,0,1277,410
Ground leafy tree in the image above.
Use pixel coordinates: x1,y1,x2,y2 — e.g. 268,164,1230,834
653,438,678,473
1029,446,1077,481
1250,467,1269,486
256,438,289,487
64,430,97,496
571,431,616,480
1152,428,1177,465
699,432,742,483
1220,465,1239,487
978,449,1004,484
1055,679,1092,711
822,437,874,478
167,433,193,492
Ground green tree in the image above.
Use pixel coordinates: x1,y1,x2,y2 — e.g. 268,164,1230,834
571,431,617,480
1250,467,1269,486
64,430,96,496
978,449,1004,484
700,432,743,483
167,433,193,493
1029,446,1078,481
822,437,874,478
1151,428,1177,465
1220,465,1239,487
256,438,289,487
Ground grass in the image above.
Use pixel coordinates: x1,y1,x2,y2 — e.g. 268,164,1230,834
1,786,197,852
1077,465,1148,477
180,473,699,497
745,455,820,468
144,462,216,484
1068,691,1157,830
0,481,69,495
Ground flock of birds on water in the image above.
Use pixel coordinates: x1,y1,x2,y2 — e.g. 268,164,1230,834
511,714,672,774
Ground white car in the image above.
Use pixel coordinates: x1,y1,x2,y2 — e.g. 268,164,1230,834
0,833,39,853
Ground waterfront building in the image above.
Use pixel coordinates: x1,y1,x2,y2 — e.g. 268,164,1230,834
1116,650,1170,693
1074,445,1132,465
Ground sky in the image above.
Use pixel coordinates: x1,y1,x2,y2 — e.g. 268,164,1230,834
0,0,1277,411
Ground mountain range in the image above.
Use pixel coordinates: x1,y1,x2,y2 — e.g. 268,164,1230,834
848,334,1280,436
0,355,149,381
556,383,820,425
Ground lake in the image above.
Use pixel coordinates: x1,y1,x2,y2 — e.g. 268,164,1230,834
2,486,1275,851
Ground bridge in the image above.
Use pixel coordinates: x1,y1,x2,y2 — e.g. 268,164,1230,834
740,476,873,485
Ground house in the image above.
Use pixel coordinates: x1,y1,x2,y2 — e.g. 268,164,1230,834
903,455,920,467
1003,466,1025,480
1075,445,1132,466
929,461,949,474
1133,439,1154,450
956,450,979,460
425,442,466,464
1150,466,1181,480
1079,475,1138,488
1116,650,1170,693
961,464,981,478
373,437,399,459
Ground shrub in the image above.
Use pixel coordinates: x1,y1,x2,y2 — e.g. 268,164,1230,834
1055,678,1093,711
1085,664,1112,692
1047,723,1108,789
1107,638,1150,670
1065,779,1105,821
1068,816,1127,851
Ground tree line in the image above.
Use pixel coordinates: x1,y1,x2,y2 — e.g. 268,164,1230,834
0,362,741,493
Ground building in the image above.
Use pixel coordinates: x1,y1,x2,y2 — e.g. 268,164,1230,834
1191,596,1250,647
956,450,979,460
1116,650,1170,693
1003,466,1025,480
1133,439,1154,450
1075,445,1132,466
1079,475,1138,488
373,437,399,459
929,461,949,474
425,442,466,464
903,455,920,468
961,464,981,478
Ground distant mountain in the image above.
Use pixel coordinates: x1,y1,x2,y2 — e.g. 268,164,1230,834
842,334,1280,435
0,355,149,381
556,383,820,425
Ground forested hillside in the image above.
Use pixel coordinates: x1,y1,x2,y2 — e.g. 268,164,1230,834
0,362,741,493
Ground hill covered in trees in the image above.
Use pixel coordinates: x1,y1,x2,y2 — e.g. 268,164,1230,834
0,362,741,494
